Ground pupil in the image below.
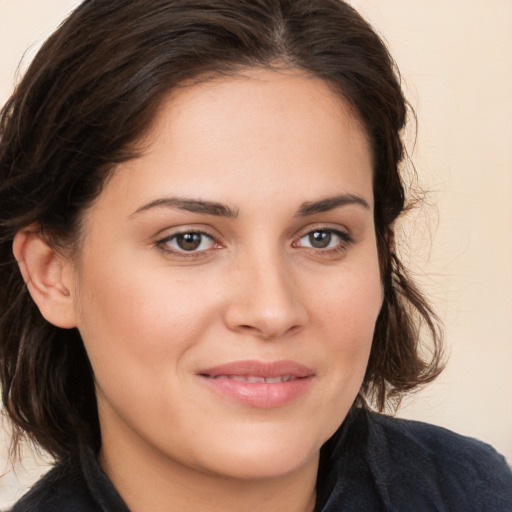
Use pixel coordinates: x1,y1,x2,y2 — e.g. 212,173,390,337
309,231,331,248
177,233,201,251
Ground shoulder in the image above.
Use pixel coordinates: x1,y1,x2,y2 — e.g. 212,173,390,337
369,411,511,474
365,411,512,511
6,459,98,512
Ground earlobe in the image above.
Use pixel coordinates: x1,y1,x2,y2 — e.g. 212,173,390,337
13,228,77,329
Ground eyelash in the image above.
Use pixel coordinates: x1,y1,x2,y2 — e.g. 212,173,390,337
293,228,354,254
155,227,354,259
155,230,219,260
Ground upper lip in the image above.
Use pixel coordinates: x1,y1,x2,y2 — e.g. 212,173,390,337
198,360,315,379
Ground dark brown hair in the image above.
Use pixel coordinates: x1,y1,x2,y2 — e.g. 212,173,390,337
0,0,443,461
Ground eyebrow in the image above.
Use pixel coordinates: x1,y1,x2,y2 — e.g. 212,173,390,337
132,193,369,219
296,194,370,217
132,197,239,218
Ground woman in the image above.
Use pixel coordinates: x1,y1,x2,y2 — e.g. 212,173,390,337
0,0,510,510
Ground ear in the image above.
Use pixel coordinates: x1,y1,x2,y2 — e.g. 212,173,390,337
13,228,77,328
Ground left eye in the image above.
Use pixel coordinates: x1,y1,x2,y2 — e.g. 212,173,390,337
296,229,349,249
161,232,215,252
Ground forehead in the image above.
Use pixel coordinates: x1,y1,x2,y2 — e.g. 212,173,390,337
91,68,374,218
149,68,369,158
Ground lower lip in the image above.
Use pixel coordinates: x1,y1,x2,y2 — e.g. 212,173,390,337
200,376,314,408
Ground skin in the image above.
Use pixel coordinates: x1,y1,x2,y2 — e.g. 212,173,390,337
16,69,383,512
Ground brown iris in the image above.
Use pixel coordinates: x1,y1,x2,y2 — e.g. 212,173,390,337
308,230,332,248
176,233,203,251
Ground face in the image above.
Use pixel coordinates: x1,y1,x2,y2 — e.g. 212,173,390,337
68,69,382,481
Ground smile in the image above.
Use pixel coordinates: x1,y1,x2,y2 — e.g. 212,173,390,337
210,375,298,383
198,360,315,408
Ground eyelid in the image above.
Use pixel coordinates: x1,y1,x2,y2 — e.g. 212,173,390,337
292,225,354,253
155,227,222,258
293,224,353,243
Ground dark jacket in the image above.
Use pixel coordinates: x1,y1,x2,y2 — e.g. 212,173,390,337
7,409,512,511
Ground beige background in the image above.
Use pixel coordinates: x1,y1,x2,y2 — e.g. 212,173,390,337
1,0,511,506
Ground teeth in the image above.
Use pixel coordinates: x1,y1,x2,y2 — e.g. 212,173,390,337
247,376,266,383
212,375,295,383
265,376,284,383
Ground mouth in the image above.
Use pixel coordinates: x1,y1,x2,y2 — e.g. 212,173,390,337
209,375,300,383
199,359,314,379
197,360,315,408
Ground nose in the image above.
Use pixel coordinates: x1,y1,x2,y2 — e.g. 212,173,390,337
223,252,308,340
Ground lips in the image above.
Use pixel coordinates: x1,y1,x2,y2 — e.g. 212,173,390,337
198,360,315,408
211,375,297,383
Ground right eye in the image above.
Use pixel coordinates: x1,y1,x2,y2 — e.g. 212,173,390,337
157,231,217,254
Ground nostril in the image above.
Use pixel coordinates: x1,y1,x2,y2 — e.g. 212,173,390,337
236,322,302,340
286,325,302,336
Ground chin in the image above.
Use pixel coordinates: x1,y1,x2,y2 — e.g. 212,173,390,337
210,448,317,481
192,423,328,480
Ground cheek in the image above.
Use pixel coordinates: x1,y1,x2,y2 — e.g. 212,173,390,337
73,252,217,384
73,263,221,443
297,257,382,442
319,258,383,336
315,253,383,377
